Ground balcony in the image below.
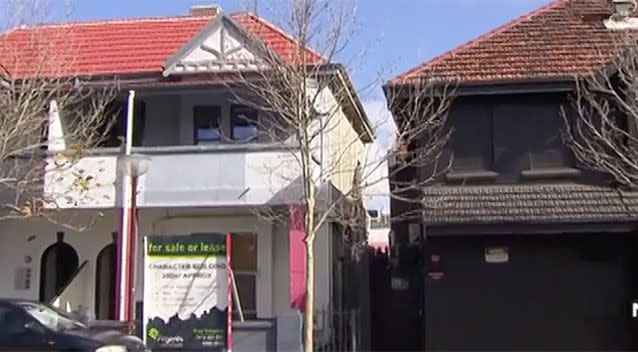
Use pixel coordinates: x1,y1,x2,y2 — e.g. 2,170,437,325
44,143,303,209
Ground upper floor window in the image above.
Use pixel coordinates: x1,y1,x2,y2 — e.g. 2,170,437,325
449,101,493,172
193,105,222,144
445,95,575,182
231,105,258,142
523,104,566,169
493,98,568,174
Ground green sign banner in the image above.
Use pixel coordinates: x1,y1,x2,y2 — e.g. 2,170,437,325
143,233,230,351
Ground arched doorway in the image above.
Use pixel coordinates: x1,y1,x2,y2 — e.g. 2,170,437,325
39,232,79,303
95,233,117,319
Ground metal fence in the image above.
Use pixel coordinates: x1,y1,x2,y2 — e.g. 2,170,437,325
313,308,360,352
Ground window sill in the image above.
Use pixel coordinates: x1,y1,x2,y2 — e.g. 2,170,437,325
445,170,499,182
233,320,275,329
520,167,582,180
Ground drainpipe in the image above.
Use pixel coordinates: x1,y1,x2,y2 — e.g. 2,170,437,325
115,90,136,325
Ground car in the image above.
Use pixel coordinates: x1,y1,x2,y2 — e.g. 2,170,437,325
0,299,147,351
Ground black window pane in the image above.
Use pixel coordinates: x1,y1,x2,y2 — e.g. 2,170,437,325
450,101,492,171
194,106,222,144
231,233,257,272
233,275,256,320
493,95,567,173
133,101,146,147
96,99,126,148
231,106,258,141
526,103,565,169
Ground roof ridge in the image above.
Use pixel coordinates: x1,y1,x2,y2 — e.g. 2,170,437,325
5,13,219,32
393,0,570,83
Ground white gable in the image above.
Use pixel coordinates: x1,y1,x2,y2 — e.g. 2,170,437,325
164,16,267,76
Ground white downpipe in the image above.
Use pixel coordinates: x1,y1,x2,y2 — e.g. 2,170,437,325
118,90,136,321
125,91,135,155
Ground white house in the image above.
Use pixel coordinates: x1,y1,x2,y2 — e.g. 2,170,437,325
0,5,373,350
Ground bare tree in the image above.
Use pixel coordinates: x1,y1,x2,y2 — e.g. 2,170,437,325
561,34,638,188
0,0,116,224
384,80,456,220
226,0,455,349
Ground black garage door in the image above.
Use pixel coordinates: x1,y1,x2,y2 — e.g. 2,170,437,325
425,234,638,351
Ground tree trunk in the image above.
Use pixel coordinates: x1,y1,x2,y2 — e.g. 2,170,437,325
304,236,315,352
304,175,316,352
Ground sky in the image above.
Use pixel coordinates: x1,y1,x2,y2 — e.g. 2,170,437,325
55,0,553,212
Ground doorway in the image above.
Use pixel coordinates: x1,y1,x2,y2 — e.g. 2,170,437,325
39,233,79,303
95,242,116,319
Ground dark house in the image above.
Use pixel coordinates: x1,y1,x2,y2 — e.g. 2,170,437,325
385,0,638,350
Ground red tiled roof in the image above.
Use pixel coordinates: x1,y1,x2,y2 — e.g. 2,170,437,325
392,0,622,85
0,12,322,78
232,12,323,65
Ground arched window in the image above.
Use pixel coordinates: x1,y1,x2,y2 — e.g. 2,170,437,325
39,232,79,303
95,234,117,319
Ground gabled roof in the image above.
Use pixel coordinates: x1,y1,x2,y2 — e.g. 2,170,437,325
0,11,321,78
0,9,371,142
391,0,621,85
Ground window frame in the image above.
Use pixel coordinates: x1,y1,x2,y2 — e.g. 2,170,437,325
230,105,259,142
193,105,223,144
231,232,258,320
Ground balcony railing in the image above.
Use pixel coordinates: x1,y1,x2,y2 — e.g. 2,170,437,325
44,142,303,209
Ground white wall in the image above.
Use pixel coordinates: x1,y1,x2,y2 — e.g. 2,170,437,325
368,227,390,248
314,85,367,195
0,208,334,320
272,221,292,316
0,211,117,308
44,155,119,209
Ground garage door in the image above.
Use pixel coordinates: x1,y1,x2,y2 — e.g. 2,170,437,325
425,234,638,351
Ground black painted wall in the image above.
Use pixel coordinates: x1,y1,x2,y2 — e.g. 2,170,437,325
424,233,638,351
385,90,637,351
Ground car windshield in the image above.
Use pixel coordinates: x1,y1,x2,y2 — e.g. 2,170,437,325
17,302,86,332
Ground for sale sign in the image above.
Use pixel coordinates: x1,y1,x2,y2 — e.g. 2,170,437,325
143,233,231,351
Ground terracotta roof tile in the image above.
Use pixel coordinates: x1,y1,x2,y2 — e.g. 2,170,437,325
392,0,622,85
0,12,321,78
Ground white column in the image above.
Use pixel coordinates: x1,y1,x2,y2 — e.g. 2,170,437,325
47,100,66,151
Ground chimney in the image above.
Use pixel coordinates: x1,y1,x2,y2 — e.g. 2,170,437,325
605,0,638,29
189,4,222,17
612,0,636,20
